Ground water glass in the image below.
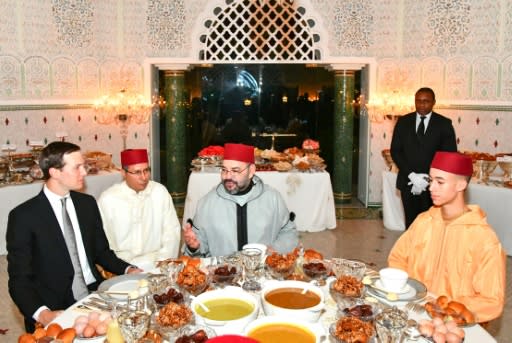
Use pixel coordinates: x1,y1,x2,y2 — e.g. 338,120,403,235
117,310,150,343
375,306,408,343
147,273,168,294
241,247,262,291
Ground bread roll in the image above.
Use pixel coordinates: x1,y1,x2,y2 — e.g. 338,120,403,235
461,308,475,324
45,323,62,338
436,295,450,309
447,301,467,314
18,333,36,343
56,328,76,343
32,328,46,340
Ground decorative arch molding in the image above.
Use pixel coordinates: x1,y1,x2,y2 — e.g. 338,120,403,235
197,0,322,61
189,0,331,63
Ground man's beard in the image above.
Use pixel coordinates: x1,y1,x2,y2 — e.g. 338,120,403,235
223,179,249,195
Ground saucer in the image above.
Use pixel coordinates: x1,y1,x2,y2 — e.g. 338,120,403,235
375,280,411,294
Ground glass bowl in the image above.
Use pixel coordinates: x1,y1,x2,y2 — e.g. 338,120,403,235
336,299,381,322
155,302,194,341
176,267,211,296
301,259,331,282
264,252,297,280
175,324,217,342
208,263,242,288
329,317,376,343
265,263,296,280
152,286,188,307
329,276,365,309
331,258,366,280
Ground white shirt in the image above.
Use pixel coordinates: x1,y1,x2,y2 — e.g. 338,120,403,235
98,180,181,266
416,112,432,134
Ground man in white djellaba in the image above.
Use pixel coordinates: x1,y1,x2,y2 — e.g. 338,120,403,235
98,149,181,267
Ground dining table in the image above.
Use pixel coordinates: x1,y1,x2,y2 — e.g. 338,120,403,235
183,170,337,232
51,260,496,343
0,169,122,255
381,170,512,256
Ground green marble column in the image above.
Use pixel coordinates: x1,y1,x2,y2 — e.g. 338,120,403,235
163,70,187,204
333,70,355,204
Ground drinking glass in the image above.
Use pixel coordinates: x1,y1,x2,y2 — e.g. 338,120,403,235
117,309,150,343
165,260,185,286
375,306,408,343
241,247,262,291
148,273,168,295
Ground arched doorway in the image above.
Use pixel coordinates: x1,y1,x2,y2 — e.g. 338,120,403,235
144,0,375,206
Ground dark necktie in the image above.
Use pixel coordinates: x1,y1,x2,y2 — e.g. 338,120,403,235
417,115,426,138
61,197,89,300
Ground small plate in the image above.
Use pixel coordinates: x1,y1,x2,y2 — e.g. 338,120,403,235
366,277,427,302
97,273,148,301
375,280,411,294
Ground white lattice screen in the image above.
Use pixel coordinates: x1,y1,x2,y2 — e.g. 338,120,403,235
199,0,320,61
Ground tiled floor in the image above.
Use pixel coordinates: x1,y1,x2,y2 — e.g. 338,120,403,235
1,219,510,341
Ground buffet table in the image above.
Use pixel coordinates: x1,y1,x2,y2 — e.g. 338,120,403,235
382,171,512,255
183,171,337,232
0,170,122,255
51,273,496,343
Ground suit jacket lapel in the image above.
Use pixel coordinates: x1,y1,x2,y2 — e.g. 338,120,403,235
35,191,68,249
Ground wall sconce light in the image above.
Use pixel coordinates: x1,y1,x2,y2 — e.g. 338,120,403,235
244,98,252,106
282,95,288,103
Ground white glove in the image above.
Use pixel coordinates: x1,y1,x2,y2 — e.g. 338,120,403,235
408,172,430,194
411,183,423,195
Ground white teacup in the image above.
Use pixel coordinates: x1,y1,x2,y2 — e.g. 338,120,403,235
242,243,267,264
379,267,408,292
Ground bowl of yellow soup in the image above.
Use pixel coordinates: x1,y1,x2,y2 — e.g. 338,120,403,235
190,286,259,334
260,280,325,322
244,316,324,343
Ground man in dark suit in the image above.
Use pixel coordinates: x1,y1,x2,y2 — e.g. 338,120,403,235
391,87,457,229
7,141,141,332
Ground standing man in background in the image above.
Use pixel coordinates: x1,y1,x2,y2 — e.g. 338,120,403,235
99,149,181,267
391,87,457,229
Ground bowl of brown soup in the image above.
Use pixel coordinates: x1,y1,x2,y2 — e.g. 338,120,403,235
260,280,325,322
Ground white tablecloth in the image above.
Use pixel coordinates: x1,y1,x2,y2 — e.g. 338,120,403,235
382,171,512,256
0,170,122,255
183,171,337,232
52,278,496,343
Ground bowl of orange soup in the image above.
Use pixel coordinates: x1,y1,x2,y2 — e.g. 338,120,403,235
191,286,259,335
244,316,324,343
260,280,324,322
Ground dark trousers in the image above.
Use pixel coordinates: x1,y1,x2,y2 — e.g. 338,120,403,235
400,187,433,229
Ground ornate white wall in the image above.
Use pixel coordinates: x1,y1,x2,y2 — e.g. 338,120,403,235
1,0,511,200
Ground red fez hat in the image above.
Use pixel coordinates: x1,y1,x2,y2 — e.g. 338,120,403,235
431,151,473,176
207,335,259,343
120,149,148,166
223,143,255,164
